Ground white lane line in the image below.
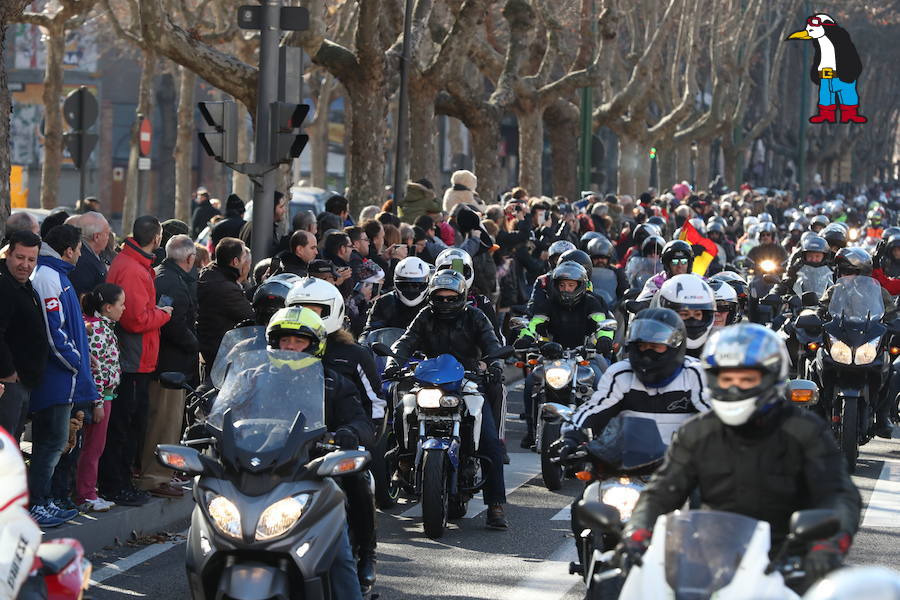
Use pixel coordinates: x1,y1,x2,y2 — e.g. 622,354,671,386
551,506,571,521
90,531,187,584
400,452,540,519
861,461,900,529
501,540,579,600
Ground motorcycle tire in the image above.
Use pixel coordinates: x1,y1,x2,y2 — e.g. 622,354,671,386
372,430,400,509
587,575,623,600
541,421,564,491
840,398,859,474
421,451,448,539
448,496,468,520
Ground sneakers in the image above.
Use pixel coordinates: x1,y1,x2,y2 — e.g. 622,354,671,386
46,500,79,521
53,497,81,513
486,504,509,530
106,488,150,507
30,504,65,528
78,497,115,512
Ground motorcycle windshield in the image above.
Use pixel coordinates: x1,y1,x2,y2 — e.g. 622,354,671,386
626,257,663,288
664,510,759,598
361,327,406,349
796,265,832,297
210,326,268,389
207,350,325,454
828,275,884,321
586,415,667,471
591,268,618,306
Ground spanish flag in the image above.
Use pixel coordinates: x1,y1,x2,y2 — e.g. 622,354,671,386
678,221,718,276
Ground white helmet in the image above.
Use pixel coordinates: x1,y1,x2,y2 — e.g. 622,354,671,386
285,277,345,334
393,257,430,307
435,247,474,290
708,279,738,328
654,274,715,350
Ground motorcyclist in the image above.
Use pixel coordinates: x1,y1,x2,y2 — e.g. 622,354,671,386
619,223,661,268
586,236,629,302
653,274,716,358
876,233,900,279
747,222,789,268
821,224,848,255
619,323,861,586
708,279,740,330
811,215,830,234
384,270,510,530
707,220,736,267
635,240,694,303
361,256,430,334
773,234,831,298
783,221,805,253
708,271,749,322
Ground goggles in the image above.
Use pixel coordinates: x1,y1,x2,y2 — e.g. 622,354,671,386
669,258,690,266
806,16,834,27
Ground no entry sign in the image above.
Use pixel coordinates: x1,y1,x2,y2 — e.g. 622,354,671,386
139,117,152,157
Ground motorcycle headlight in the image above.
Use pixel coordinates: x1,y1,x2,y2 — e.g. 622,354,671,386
206,494,242,539
760,260,777,273
855,337,881,365
829,336,853,365
600,480,642,521
545,365,573,390
416,388,442,408
256,494,311,541
439,395,460,408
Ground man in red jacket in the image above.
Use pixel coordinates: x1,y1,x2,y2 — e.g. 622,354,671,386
98,216,172,507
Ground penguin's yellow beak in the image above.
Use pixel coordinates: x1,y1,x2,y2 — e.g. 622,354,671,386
786,30,812,40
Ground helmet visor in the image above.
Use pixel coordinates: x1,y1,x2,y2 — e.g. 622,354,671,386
627,319,685,348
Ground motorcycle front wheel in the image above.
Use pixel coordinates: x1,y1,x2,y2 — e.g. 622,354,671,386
541,421,564,491
421,451,449,539
839,397,859,474
372,430,400,509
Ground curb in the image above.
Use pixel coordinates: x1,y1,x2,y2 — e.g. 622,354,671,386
44,492,194,555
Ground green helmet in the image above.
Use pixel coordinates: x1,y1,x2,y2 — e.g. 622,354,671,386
266,306,327,357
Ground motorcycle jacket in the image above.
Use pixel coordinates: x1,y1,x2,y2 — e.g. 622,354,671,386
324,366,376,448
625,402,861,546
520,286,612,350
565,357,709,444
361,290,424,335
387,305,503,372
636,271,668,302
324,339,386,421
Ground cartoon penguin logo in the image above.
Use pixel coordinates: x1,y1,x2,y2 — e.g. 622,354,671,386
786,13,866,124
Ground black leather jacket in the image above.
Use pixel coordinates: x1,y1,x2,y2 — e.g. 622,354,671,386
626,403,861,545
325,366,375,447
387,305,502,372
362,290,424,334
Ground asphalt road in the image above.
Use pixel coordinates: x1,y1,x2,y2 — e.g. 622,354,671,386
87,382,900,600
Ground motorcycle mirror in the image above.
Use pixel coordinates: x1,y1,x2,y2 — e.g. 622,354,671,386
574,499,622,535
541,402,574,422
159,371,190,391
509,317,530,331
315,450,371,477
789,509,840,542
786,379,819,406
761,293,782,307
371,342,395,358
485,346,515,361
763,274,780,285
597,319,618,332
801,291,819,307
540,341,564,360
156,444,205,476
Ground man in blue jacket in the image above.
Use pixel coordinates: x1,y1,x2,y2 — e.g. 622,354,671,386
29,224,98,527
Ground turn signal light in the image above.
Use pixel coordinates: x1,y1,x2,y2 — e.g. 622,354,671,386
790,389,814,403
832,416,841,423
527,359,538,366
575,471,593,481
514,361,525,368
807,342,819,351
891,347,900,356
612,343,620,352
578,360,590,366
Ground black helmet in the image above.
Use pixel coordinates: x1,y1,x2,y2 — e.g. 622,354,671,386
641,235,665,257
586,236,615,261
834,247,873,277
428,270,468,318
548,240,577,267
821,224,847,250
811,215,830,231
579,231,605,251
707,221,726,237
647,216,666,231
626,308,687,386
661,240,694,276
550,261,589,307
632,223,660,249
882,226,900,241
252,273,302,325
799,234,829,266
558,248,592,279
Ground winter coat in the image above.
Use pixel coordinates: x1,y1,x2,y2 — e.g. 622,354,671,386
210,216,247,248
191,200,220,239
523,281,611,350
106,239,171,374
397,182,441,225
154,258,199,381
68,244,107,296
324,339,385,421
362,290,424,334
83,314,121,398
29,245,98,412
268,250,310,278
196,263,254,365
0,260,48,388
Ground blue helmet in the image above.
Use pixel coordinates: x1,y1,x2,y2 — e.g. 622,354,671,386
701,323,789,426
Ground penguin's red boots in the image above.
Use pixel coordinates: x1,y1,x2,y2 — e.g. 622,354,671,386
839,105,867,123
809,104,837,123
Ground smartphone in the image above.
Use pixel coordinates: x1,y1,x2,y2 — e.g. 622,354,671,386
158,295,174,308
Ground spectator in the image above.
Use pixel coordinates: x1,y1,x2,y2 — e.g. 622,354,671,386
29,224,97,527
69,211,110,296
442,170,485,214
317,212,343,239
191,187,219,239
325,194,351,227
239,191,287,258
0,230,48,439
414,214,449,260
2,211,40,247
269,230,317,277
194,243,211,269
40,210,70,239
397,179,441,225
210,194,246,248
196,238,254,368
376,210,401,229
75,283,124,512
323,231,355,296
358,205,380,224
75,196,101,214
138,234,199,498
153,219,190,267
100,216,172,507
344,226,369,282
292,209,317,236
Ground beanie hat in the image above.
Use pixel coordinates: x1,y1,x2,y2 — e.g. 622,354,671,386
226,193,245,214
161,218,189,243
450,170,477,192
456,207,481,234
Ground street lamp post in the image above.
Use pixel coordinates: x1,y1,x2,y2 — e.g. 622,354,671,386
391,0,414,213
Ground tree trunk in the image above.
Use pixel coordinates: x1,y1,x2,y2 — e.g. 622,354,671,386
123,50,156,235
516,106,544,196
675,144,690,187
469,116,503,207
657,142,675,192
345,86,387,215
39,22,66,209
155,72,177,218
231,104,252,201
545,101,578,202
617,136,640,196
721,140,738,190
695,140,711,193
408,81,439,187
309,84,334,189
174,66,195,223
0,5,29,233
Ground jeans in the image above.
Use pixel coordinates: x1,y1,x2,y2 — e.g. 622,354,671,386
0,381,30,440
50,406,85,501
479,406,507,506
99,373,151,494
818,77,860,106
28,403,72,506
329,527,363,600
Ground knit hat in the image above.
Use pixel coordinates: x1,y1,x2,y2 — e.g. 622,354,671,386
442,170,484,213
226,193,245,215
161,219,189,244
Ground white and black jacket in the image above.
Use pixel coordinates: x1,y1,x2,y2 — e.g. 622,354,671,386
566,357,709,444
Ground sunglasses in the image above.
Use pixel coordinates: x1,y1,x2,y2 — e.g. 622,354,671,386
670,258,690,265
806,16,834,27
432,295,460,303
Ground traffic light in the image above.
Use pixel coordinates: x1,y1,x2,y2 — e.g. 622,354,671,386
270,102,310,165
197,101,238,163
649,146,657,160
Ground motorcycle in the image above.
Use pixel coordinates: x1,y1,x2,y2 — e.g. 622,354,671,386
157,349,371,600
774,266,832,377
745,257,783,325
373,344,513,539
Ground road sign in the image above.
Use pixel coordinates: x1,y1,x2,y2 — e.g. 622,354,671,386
63,132,98,169
139,117,152,157
138,157,151,171
63,87,98,130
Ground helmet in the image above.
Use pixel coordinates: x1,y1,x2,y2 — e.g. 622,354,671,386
252,273,302,325
428,269,468,318
788,221,804,234
586,236,615,261
688,218,707,236
548,240,577,267
632,223,661,249
868,209,884,226
811,215,830,231
757,213,773,224
435,248,474,289
757,222,777,240
558,249,593,280
550,261,589,307
885,234,900,258
641,235,665,257
882,226,900,241
708,279,739,327
647,216,666,231
393,256,431,307
285,277,346,334
799,234,829,266
709,270,748,320
655,274,715,350
707,221,726,238
804,566,900,600
661,240,694,277
743,216,759,232
579,231,605,251
626,308,687,386
701,323,789,426
707,215,727,229
803,205,817,218
821,224,848,250
266,306,327,356
834,247,873,277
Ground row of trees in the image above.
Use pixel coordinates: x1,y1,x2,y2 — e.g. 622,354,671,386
2,0,899,225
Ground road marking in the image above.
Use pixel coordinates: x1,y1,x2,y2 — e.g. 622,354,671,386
400,452,540,519
501,540,579,600
551,506,571,521
861,461,900,529
90,531,187,584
